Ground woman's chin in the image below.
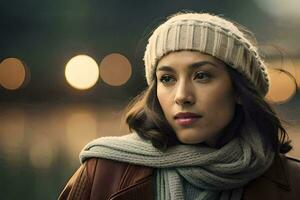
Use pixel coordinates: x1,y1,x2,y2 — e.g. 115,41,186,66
175,132,207,145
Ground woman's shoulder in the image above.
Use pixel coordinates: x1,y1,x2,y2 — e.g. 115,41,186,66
280,154,300,183
284,154,300,165
262,153,300,186
84,157,154,183
243,153,300,199
58,158,155,200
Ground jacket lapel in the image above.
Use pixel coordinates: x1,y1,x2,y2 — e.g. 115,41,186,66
243,154,291,200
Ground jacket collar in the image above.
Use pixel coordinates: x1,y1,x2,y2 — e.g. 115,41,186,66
262,153,291,190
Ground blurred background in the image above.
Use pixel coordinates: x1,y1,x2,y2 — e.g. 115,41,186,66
0,0,300,199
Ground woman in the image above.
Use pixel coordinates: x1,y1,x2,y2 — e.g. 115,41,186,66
59,12,300,200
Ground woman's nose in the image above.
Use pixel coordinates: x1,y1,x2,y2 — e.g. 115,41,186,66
174,80,195,106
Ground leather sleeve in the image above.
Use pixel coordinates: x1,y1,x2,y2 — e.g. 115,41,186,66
58,159,98,200
58,158,154,200
282,156,300,199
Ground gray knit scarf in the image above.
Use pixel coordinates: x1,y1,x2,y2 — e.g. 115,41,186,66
80,127,274,200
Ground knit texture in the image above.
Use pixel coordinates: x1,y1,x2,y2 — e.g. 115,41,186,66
143,13,269,96
80,127,274,200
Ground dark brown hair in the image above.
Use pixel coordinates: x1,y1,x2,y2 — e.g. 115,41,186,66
123,64,292,153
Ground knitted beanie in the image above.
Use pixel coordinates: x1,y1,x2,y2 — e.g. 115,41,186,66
143,12,269,96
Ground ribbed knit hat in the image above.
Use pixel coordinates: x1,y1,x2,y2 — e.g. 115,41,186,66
143,12,269,96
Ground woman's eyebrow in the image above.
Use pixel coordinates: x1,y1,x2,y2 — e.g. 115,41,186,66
189,61,218,69
156,61,218,72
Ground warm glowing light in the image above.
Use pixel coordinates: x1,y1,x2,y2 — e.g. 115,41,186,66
0,58,27,90
266,68,297,104
293,59,300,88
99,53,132,86
65,55,99,90
264,57,300,89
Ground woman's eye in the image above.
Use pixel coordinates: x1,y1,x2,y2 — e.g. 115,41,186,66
159,75,175,84
194,72,210,80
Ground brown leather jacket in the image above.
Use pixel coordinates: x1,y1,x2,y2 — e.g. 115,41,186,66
58,154,300,200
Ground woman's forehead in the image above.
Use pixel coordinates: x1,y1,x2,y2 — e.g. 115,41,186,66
156,51,226,72
158,51,224,65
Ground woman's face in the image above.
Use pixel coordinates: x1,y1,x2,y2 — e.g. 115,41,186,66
156,51,237,147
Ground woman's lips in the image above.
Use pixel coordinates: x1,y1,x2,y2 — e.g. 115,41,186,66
174,112,202,126
175,116,201,126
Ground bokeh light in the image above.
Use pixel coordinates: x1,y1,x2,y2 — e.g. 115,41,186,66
99,53,132,86
65,55,99,90
266,68,297,104
259,45,300,89
293,59,300,88
0,58,27,90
